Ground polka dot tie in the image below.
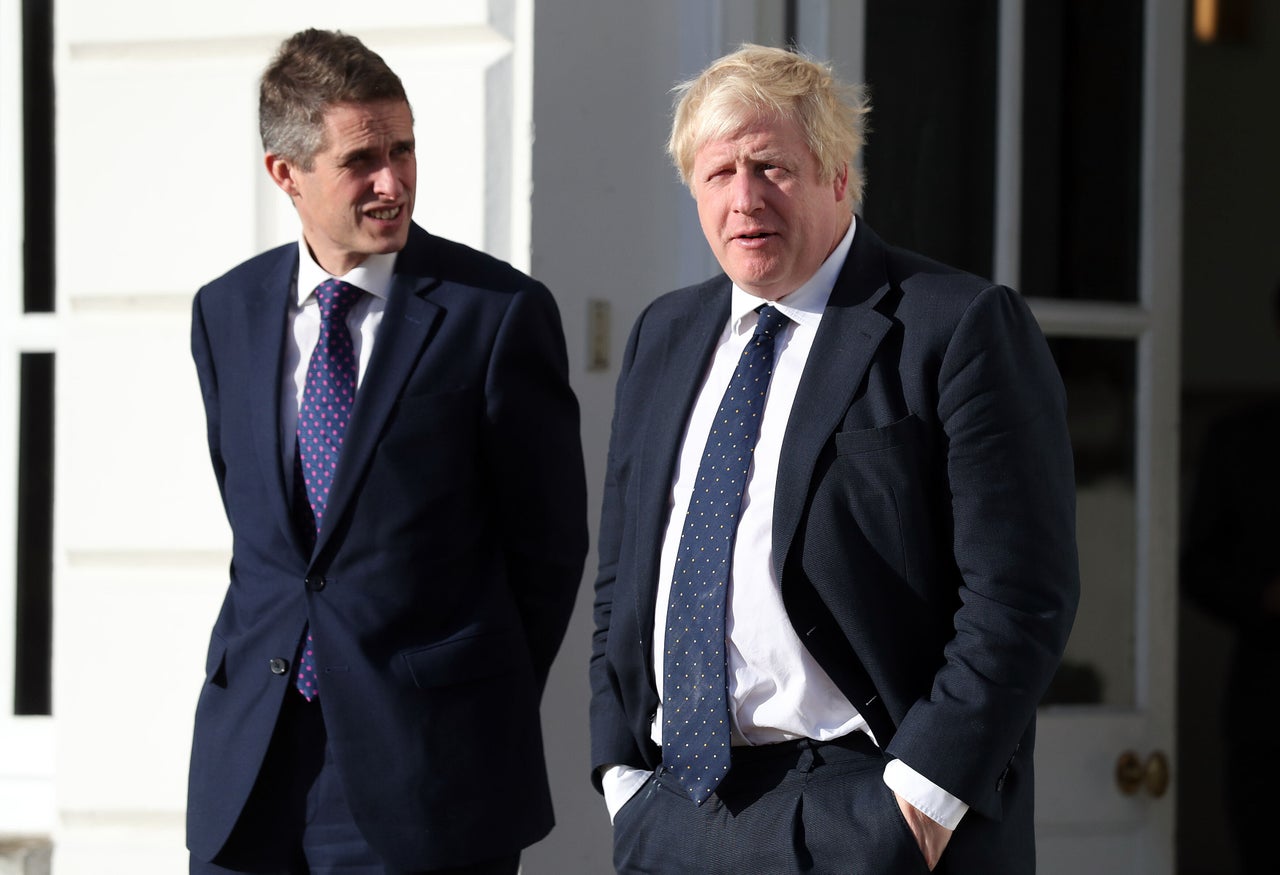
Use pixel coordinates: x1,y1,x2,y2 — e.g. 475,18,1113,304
662,304,791,805
292,278,363,700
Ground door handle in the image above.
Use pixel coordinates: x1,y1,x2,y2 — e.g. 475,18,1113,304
1115,749,1170,798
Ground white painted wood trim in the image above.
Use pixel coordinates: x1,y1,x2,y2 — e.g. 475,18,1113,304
994,0,1024,289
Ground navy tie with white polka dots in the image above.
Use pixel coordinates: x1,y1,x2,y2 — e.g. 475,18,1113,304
662,304,790,804
292,278,363,700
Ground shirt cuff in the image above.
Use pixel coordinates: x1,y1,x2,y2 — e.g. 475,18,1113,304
882,759,969,830
601,764,652,823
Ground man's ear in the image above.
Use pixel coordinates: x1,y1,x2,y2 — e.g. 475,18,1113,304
265,152,300,198
832,163,850,204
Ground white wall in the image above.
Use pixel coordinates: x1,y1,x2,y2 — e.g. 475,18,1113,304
524,3,775,871
524,2,702,870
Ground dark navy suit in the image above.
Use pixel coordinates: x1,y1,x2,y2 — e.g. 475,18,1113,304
188,223,587,870
590,223,1079,872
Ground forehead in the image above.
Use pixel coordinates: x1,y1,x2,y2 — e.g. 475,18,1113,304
692,113,812,166
319,100,414,153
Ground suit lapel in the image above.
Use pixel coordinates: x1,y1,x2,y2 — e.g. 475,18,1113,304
772,223,895,579
312,230,443,561
246,250,307,559
632,282,731,653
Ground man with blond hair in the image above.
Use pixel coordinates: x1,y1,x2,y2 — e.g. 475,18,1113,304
590,45,1078,872
188,29,586,874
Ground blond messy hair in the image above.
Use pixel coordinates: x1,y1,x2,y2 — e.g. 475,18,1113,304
667,44,870,205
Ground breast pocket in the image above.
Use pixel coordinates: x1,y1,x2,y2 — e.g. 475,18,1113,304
388,387,480,438
834,413,927,457
830,414,934,585
376,389,482,498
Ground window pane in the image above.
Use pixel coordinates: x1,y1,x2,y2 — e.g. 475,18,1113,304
1020,0,1143,301
23,0,55,314
1042,338,1136,708
862,0,998,279
15,352,54,715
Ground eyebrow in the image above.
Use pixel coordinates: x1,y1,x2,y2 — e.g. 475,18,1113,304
749,149,791,165
338,147,375,164
701,145,792,166
338,138,415,164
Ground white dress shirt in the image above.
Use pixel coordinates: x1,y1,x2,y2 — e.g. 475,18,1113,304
603,217,969,832
279,237,397,473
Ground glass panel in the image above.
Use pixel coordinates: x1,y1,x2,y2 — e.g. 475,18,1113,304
1020,0,1143,301
862,0,998,279
23,0,55,313
15,352,54,715
1041,338,1136,707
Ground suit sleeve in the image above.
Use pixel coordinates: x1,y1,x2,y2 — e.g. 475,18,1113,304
588,306,649,789
885,285,1080,817
482,281,588,694
191,289,228,504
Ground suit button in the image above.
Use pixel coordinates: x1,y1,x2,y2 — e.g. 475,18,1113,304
269,657,289,675
305,574,326,592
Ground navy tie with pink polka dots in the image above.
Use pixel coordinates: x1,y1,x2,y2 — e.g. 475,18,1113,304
662,304,790,804
293,278,363,700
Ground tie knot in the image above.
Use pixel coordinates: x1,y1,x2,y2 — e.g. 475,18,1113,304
754,305,790,338
314,279,363,321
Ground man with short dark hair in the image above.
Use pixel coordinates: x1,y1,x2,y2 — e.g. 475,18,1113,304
188,29,587,874
591,45,1079,873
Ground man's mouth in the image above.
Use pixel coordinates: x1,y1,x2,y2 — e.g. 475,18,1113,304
368,206,402,221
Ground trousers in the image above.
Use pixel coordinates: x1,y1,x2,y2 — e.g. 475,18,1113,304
612,735,932,875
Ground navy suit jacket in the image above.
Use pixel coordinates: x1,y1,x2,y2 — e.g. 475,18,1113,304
590,222,1078,871
188,223,588,869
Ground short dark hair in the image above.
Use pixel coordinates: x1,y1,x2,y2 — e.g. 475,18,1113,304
259,29,410,169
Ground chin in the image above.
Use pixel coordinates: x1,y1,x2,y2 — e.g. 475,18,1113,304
733,271,780,293
373,232,410,254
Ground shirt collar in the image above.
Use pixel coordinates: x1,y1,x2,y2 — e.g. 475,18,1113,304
728,214,857,334
295,234,397,307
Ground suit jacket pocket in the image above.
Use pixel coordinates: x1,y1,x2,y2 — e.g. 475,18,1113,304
390,387,479,435
204,632,228,688
829,414,933,586
834,413,925,456
401,631,519,689
378,389,482,503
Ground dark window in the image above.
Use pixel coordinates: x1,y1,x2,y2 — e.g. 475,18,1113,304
1040,337,1136,708
1020,0,1144,300
24,0,55,314
15,353,54,716
862,0,999,279
14,0,55,715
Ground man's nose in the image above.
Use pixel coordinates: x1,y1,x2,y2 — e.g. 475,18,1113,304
730,172,764,214
371,163,402,197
